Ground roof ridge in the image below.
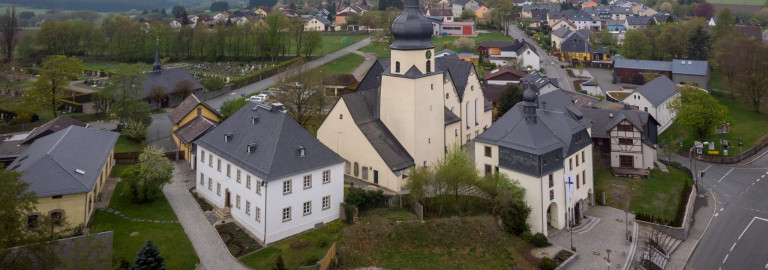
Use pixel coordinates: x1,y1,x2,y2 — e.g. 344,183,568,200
264,111,288,176
46,126,72,156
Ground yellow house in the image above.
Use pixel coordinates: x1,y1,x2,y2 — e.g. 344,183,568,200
168,94,221,167
10,126,117,229
254,8,269,17
474,6,490,22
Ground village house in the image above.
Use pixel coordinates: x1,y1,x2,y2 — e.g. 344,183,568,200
304,15,334,31
559,30,611,62
484,66,527,85
168,94,221,168
473,5,491,22
195,103,344,244
569,11,601,31
580,108,658,175
520,70,559,94
474,89,594,236
621,75,679,133
440,21,476,36
550,18,577,31
613,57,711,90
11,126,117,229
523,5,561,21
317,0,493,193
0,116,87,165
478,41,540,70
624,15,650,30
451,0,481,17
426,8,454,21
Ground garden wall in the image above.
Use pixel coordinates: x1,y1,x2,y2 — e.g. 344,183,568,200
635,161,697,241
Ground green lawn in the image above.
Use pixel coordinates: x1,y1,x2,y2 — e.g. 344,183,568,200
360,31,512,59
0,96,52,120
285,35,367,56
321,53,365,75
594,166,692,223
90,181,199,269
659,91,768,156
15,80,34,89
239,220,344,269
338,208,535,269
114,135,143,153
359,42,392,58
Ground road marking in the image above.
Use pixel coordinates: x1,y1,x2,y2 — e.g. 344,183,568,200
703,165,713,172
714,213,719,217
718,168,734,183
723,254,729,264
720,208,724,212
731,242,737,251
746,208,768,214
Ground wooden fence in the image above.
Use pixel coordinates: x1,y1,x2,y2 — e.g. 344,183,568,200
318,242,337,270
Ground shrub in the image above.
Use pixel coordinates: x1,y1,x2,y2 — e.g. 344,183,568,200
541,257,556,270
274,255,286,270
566,68,576,77
323,220,344,234
344,188,386,211
521,230,533,242
316,236,329,248
289,239,309,249
343,203,357,224
531,233,551,247
200,77,226,91
301,254,319,266
121,119,147,142
500,200,532,235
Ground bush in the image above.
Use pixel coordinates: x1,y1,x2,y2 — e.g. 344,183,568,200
344,188,386,211
541,257,556,270
500,200,532,235
479,62,497,70
343,203,357,224
301,254,319,266
566,68,576,77
521,230,533,242
323,220,344,234
121,119,147,142
200,77,226,91
531,233,551,247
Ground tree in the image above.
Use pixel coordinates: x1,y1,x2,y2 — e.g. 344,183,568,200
210,1,230,12
265,12,285,62
479,172,530,235
91,84,114,115
301,30,322,58
220,98,248,120
729,38,768,111
149,86,166,110
495,84,523,118
600,28,613,45
129,240,165,270
123,146,173,203
171,5,186,18
693,2,715,18
0,62,24,92
109,73,151,124
655,23,687,60
453,37,475,52
1,7,19,63
672,86,729,142
434,145,479,208
173,80,194,98
621,30,652,59
24,55,82,118
456,10,476,22
200,77,225,91
0,168,37,264
686,25,710,60
713,8,735,38
272,62,327,129
404,165,434,203
122,119,148,142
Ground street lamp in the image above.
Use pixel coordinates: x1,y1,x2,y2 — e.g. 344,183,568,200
606,249,612,269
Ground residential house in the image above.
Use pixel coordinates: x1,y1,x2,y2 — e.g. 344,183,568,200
735,24,763,41
606,20,626,33
305,15,333,31
11,126,117,229
0,116,87,164
474,6,491,22
317,0,493,193
323,74,358,96
547,11,570,25
613,57,711,90
650,12,677,24
584,6,612,20
581,0,598,9
169,18,183,28
639,7,658,17
168,94,221,168
335,12,349,25
458,52,480,64
195,103,344,244
520,70,559,94
474,88,594,236
451,0,481,17
513,0,533,7
337,3,367,15
440,21,476,36
213,12,229,22
551,18,577,31
254,7,271,17
484,66,527,85
524,5,562,21
621,75,679,133
435,49,458,58
624,15,650,30
230,16,250,26
426,8,454,21
559,30,594,62
551,27,573,50
478,41,540,70
142,43,204,108
570,11,601,31
425,16,444,36
581,108,658,173
610,6,634,20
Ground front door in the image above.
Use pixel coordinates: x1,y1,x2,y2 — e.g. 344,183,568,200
225,189,231,208
619,155,634,168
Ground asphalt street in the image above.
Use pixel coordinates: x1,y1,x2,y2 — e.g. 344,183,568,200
506,24,573,92
687,152,768,270
205,37,371,109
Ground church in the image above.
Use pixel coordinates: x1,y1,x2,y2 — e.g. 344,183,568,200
317,0,493,193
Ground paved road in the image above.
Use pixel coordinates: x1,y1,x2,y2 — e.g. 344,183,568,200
506,24,574,92
147,112,175,151
205,37,371,109
687,153,768,270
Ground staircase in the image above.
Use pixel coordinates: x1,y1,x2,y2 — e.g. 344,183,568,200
572,216,601,234
215,207,232,220
635,226,682,269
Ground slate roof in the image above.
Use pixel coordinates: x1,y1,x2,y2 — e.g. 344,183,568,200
174,115,217,145
651,12,678,23
627,75,678,106
614,58,672,71
552,27,572,38
560,30,592,53
339,90,415,171
521,70,558,92
355,58,390,92
436,49,458,56
478,41,518,49
580,108,658,145
611,6,633,14
428,8,453,16
142,68,204,100
195,104,344,181
9,126,118,197
22,116,87,145
569,11,591,21
522,5,561,12
436,57,474,101
314,14,332,25
671,59,708,76
481,82,506,102
626,15,650,26
606,20,625,26
735,24,762,40
323,74,358,86
168,94,221,126
445,107,461,125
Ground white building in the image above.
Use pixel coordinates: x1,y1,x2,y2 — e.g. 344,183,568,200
195,103,345,244
317,0,493,193
474,89,594,236
621,75,679,133
581,108,659,172
451,0,481,17
480,41,540,71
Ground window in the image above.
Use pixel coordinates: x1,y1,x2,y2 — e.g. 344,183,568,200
485,146,492,157
644,107,648,112
323,170,331,184
549,174,554,188
339,114,343,119
236,169,241,183
27,214,39,228
208,178,212,191
322,196,331,210
283,180,292,194
246,201,251,215
362,167,369,180
200,173,205,185
354,162,359,176
485,164,492,175
304,175,312,189
236,195,241,209
576,175,580,189
395,61,400,73
617,124,633,132
426,60,431,73
52,195,62,199
246,177,251,189
619,138,633,145
255,207,261,222
217,183,221,196
582,151,585,163
569,159,573,170
217,159,221,172
576,156,580,166
345,162,351,174
209,154,213,167
282,207,291,222
227,164,231,177
474,98,478,125
256,180,262,194
201,150,205,162
303,201,312,215
582,171,586,185
50,210,64,227
620,155,634,168
465,102,469,128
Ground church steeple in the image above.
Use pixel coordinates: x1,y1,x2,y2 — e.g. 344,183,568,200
152,37,162,73
390,0,434,50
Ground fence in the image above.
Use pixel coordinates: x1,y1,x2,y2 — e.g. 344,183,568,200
318,242,337,270
678,132,768,164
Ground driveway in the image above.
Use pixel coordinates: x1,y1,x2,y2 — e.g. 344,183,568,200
507,24,573,92
147,112,175,151
586,68,621,93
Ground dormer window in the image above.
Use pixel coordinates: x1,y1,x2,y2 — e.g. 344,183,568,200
247,143,257,153
224,132,233,142
395,61,400,73
251,116,259,124
297,146,306,157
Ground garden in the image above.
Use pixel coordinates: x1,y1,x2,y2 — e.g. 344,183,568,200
215,222,262,258
239,220,344,269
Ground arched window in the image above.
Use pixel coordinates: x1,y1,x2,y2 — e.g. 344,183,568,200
49,209,64,227
354,162,359,177
362,167,369,180
426,60,431,73
395,61,400,73
345,161,351,174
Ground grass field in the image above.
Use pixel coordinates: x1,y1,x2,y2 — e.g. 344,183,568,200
285,35,367,56
239,220,344,269
90,180,199,269
705,0,763,5
321,53,365,75
338,208,536,269
659,91,768,156
361,31,512,59
594,166,692,223
114,135,142,153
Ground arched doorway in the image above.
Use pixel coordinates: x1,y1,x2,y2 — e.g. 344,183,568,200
547,201,559,229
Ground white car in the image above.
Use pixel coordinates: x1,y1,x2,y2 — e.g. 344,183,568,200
245,93,269,103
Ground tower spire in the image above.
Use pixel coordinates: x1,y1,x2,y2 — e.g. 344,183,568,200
152,37,161,73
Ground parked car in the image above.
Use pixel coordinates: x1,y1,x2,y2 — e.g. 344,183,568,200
245,93,269,103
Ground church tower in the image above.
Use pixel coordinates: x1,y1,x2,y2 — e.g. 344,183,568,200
379,0,445,168
152,38,162,73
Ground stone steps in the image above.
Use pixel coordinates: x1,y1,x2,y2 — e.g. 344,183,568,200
573,216,601,234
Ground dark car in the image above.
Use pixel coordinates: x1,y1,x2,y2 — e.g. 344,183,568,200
560,65,565,68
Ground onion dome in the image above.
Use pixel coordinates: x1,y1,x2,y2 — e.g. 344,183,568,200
390,0,434,50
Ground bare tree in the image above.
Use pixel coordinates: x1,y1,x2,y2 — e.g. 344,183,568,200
1,7,18,63
173,80,194,98
149,85,166,109
0,62,24,92
272,62,326,129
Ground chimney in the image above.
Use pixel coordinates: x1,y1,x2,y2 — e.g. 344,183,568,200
247,143,257,153
271,102,285,113
251,116,259,124
609,113,614,118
